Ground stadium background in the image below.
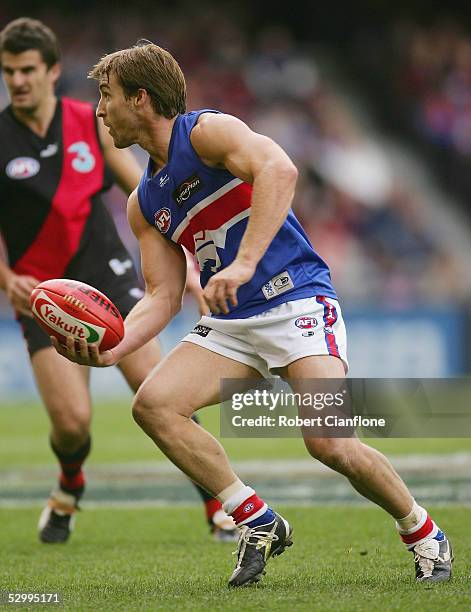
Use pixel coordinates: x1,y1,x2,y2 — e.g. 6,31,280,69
1,1,471,610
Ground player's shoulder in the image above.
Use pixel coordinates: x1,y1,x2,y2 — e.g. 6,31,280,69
61,96,95,113
192,111,247,139
0,105,15,131
194,110,237,128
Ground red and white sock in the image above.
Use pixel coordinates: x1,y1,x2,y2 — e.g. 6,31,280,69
204,498,223,523
218,482,268,527
396,501,439,549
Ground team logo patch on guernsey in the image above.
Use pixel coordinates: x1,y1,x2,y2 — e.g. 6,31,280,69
295,316,318,329
6,157,40,180
190,324,212,337
262,271,294,300
173,173,203,205
154,208,172,233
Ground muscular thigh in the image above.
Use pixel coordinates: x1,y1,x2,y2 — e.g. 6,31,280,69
136,341,262,417
280,354,346,379
280,355,355,453
31,346,92,422
118,338,161,393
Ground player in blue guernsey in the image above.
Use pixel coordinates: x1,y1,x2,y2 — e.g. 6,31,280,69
53,43,452,586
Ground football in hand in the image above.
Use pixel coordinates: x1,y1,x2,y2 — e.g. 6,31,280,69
30,279,124,351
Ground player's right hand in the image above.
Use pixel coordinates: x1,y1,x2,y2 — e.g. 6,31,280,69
5,273,40,317
50,336,117,368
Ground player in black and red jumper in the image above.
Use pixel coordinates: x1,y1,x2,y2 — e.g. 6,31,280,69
0,18,237,543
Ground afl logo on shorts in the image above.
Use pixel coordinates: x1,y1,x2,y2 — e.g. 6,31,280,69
6,157,40,179
154,208,172,233
295,316,318,329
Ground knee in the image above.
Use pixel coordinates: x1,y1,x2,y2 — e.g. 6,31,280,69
132,385,175,437
304,438,359,476
50,408,90,444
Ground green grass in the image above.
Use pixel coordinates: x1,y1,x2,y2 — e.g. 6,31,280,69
1,401,471,468
1,507,469,611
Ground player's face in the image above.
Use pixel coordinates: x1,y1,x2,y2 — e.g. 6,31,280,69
1,50,59,112
96,73,139,149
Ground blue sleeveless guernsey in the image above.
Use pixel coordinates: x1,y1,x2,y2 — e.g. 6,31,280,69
137,110,336,319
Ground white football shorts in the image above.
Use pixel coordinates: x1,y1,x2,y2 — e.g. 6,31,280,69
182,296,348,378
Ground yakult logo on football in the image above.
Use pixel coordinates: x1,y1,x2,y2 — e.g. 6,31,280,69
32,291,106,344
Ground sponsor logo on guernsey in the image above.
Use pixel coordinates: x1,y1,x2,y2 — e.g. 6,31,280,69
109,258,133,276
262,271,294,300
68,141,96,173
154,208,172,233
129,287,145,300
40,143,58,158
173,173,203,205
190,324,212,337
31,291,106,344
6,157,40,179
159,174,170,188
295,316,318,330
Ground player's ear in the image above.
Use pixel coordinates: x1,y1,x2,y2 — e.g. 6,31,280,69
134,88,149,109
49,62,61,84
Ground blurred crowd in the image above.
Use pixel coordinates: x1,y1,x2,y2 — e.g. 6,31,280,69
1,5,470,307
391,21,471,160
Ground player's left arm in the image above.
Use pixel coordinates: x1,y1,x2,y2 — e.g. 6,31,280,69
97,117,142,194
191,113,298,314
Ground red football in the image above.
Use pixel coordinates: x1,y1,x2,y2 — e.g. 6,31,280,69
30,279,124,351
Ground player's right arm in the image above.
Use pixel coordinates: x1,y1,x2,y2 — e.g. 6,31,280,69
51,190,186,367
0,240,39,317
113,190,187,360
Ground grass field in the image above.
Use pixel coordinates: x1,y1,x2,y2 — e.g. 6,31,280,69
1,401,470,610
1,507,470,611
2,401,471,467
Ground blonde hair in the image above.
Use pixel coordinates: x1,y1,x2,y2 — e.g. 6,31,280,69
89,42,186,118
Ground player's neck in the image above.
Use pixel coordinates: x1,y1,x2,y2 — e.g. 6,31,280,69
12,95,57,138
139,115,177,175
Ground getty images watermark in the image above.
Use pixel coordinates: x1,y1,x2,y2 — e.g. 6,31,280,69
220,378,471,438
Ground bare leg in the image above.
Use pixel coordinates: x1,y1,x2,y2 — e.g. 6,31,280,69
131,342,261,496
281,355,413,518
32,347,92,453
32,346,92,541
117,338,161,393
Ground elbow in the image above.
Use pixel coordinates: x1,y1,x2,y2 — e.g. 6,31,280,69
271,158,298,188
284,160,299,185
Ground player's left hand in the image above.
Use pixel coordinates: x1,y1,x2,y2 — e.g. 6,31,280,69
50,335,117,368
203,260,255,314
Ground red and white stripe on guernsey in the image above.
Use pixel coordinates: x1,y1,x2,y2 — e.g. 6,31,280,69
171,178,252,252
13,98,104,280
400,513,438,547
316,296,340,358
231,493,268,527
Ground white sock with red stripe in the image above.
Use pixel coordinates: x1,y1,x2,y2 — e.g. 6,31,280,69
396,501,441,549
218,482,273,528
